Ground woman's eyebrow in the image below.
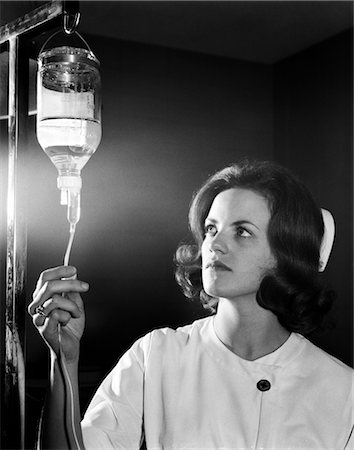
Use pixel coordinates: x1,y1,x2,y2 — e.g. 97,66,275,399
204,217,217,223
232,220,260,230
205,217,260,230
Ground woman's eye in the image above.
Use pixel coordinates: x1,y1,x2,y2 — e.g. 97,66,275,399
236,227,252,238
204,224,217,236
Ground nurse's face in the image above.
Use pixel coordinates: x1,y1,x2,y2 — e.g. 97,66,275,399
201,188,276,302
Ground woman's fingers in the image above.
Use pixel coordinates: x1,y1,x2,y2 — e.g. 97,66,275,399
33,266,77,298
33,307,73,329
44,295,81,318
32,294,81,326
29,267,86,361
28,275,89,316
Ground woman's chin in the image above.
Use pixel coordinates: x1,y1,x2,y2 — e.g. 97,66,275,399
204,284,226,299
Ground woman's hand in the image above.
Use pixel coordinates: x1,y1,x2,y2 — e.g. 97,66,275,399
28,265,89,363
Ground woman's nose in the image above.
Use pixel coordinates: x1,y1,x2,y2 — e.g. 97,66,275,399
209,232,228,254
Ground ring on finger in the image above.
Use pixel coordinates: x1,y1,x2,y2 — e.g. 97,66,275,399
35,305,47,317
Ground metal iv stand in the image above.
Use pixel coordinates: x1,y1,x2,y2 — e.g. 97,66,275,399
0,2,80,448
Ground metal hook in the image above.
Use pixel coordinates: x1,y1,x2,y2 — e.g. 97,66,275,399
63,11,81,35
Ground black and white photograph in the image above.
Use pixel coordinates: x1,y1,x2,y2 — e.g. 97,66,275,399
0,1,353,449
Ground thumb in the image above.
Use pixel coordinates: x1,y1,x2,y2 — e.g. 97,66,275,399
41,311,71,351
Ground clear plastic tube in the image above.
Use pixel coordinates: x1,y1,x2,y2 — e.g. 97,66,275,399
57,175,82,227
68,190,81,226
58,223,84,450
64,223,76,267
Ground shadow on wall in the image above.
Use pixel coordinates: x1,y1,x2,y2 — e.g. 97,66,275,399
274,29,353,367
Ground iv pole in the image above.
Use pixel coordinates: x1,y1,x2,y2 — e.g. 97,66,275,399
0,2,79,448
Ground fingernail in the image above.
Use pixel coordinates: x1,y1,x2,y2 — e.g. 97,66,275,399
81,282,89,290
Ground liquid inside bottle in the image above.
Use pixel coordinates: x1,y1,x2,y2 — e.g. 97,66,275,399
37,117,101,175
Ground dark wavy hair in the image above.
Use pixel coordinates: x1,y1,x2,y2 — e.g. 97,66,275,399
175,159,334,335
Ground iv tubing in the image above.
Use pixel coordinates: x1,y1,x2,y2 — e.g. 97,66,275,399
58,223,84,450
64,224,76,267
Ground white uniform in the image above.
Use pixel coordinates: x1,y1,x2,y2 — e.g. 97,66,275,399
82,316,354,449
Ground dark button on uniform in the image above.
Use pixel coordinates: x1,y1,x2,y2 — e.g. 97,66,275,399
257,379,271,392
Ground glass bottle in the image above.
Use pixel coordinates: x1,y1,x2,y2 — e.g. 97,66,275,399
37,45,102,225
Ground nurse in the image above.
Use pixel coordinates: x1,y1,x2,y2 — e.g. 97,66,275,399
29,160,353,449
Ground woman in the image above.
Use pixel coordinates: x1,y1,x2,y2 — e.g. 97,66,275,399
29,160,353,449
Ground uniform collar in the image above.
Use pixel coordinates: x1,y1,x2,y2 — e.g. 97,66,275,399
200,315,306,371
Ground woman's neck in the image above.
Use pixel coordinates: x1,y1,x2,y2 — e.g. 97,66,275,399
214,297,291,361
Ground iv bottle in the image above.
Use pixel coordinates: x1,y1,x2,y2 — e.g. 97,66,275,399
37,45,101,225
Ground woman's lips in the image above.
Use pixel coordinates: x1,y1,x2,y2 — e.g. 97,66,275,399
205,261,232,271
